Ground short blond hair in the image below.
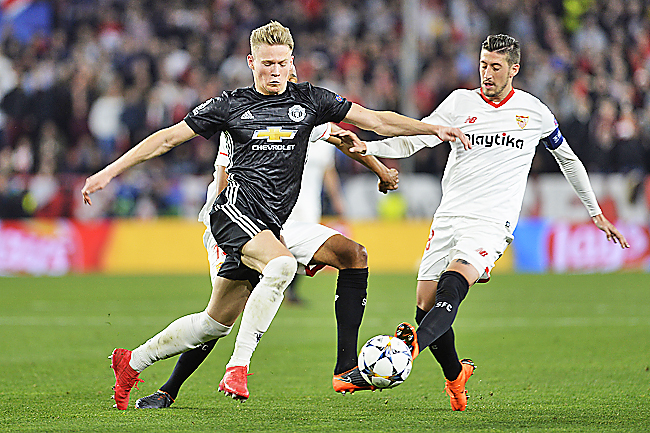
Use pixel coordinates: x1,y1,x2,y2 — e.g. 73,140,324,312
250,21,294,55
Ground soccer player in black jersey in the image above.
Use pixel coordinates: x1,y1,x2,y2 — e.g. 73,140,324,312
133,68,399,409
81,20,469,410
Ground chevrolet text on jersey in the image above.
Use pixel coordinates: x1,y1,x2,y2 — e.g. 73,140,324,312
252,144,296,151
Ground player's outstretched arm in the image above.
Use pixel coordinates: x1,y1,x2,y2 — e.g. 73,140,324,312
592,214,630,249
328,128,398,193
342,103,471,150
82,121,197,205
548,139,629,249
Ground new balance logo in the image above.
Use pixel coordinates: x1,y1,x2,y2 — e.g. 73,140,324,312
241,110,254,120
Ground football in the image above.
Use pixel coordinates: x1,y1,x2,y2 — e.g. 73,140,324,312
358,335,412,389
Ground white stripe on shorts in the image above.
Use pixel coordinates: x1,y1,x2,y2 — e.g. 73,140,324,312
221,182,261,238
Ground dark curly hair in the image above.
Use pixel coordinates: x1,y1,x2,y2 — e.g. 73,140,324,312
481,34,520,66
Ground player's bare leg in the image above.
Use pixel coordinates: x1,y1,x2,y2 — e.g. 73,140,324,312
239,230,295,273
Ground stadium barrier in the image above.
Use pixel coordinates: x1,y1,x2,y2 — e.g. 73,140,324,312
1,218,648,277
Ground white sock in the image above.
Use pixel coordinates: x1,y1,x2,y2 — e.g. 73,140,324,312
226,256,297,368
130,311,231,372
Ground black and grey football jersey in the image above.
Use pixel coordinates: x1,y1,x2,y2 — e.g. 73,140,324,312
184,81,351,227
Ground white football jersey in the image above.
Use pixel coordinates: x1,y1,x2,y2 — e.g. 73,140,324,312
288,123,334,223
366,88,562,231
198,123,332,226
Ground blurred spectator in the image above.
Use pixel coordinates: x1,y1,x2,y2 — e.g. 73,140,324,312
588,98,618,172
615,103,643,173
0,0,647,218
87,76,125,164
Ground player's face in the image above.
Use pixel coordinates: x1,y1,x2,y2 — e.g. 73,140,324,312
479,49,519,103
248,44,294,95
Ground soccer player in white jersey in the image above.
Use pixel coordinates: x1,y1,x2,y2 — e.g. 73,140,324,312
290,125,345,224
342,34,629,411
285,122,345,304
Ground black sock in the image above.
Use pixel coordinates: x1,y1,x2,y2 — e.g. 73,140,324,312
334,268,368,375
159,339,217,399
286,275,302,302
415,271,469,350
416,307,461,381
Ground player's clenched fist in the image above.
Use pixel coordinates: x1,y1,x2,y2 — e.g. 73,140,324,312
81,170,114,206
378,168,399,194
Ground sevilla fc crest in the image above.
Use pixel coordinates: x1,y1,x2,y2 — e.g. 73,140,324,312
516,115,529,129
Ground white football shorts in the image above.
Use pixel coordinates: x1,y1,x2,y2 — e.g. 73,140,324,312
203,219,340,286
417,216,513,282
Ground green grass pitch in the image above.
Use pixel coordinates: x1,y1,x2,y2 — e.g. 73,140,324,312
0,272,649,432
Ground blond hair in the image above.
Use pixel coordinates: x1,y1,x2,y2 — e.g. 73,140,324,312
250,21,294,55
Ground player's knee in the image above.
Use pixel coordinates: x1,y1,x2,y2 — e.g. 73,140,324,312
196,311,232,340
436,271,470,303
338,241,368,269
352,243,368,267
262,255,298,290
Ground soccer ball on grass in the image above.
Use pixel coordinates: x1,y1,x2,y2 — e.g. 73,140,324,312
358,335,412,389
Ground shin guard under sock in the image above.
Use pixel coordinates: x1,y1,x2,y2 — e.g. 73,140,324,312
227,256,297,368
415,271,469,350
334,268,368,374
160,339,217,399
416,307,461,381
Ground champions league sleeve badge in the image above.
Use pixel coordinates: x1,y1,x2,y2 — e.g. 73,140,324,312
288,105,306,122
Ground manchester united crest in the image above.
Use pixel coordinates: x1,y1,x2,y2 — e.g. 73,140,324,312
288,105,306,122
516,115,529,129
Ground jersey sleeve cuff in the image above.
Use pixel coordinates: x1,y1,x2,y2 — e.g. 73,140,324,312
183,116,212,140
332,101,353,123
364,141,380,156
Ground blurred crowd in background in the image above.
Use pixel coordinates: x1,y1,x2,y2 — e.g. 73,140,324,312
1,0,650,219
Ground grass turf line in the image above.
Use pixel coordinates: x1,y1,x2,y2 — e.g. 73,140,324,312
0,273,648,432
